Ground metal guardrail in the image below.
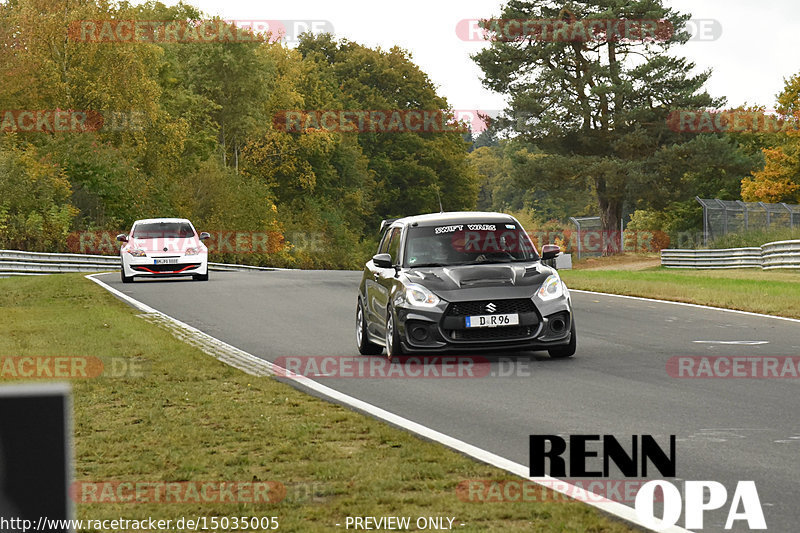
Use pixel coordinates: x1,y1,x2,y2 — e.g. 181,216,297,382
0,250,280,277
761,240,800,270
661,241,800,269
660,248,762,269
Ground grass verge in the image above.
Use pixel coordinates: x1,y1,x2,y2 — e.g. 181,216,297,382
560,267,800,319
706,228,799,249
0,274,636,533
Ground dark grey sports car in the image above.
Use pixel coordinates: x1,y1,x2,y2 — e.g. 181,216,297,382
356,212,576,359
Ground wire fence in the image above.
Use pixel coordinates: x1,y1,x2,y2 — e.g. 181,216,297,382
697,197,800,245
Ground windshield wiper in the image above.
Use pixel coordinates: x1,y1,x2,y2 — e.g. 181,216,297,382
465,258,537,265
408,262,448,268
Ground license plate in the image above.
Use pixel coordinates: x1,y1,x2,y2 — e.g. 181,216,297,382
154,258,179,265
465,313,519,328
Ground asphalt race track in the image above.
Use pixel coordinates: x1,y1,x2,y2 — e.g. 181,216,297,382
98,270,800,533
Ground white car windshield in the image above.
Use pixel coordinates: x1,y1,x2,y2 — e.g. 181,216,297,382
132,222,195,239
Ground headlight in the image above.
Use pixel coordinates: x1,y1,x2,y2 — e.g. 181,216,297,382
126,248,147,257
537,274,564,301
184,247,200,256
404,283,440,307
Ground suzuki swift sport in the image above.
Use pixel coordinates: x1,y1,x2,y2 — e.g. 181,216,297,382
356,212,576,359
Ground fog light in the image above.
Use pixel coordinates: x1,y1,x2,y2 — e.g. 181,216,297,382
410,326,429,342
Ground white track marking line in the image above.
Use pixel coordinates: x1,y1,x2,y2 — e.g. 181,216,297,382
692,340,769,345
86,273,692,533
572,289,800,324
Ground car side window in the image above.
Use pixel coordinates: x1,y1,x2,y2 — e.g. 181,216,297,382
378,229,392,254
386,227,402,264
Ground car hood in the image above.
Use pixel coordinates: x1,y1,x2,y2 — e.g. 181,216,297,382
403,262,553,296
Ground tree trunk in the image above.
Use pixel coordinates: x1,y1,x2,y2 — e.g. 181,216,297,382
220,123,226,166
596,177,623,256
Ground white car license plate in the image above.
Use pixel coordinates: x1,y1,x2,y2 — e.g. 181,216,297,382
154,258,179,265
465,313,519,328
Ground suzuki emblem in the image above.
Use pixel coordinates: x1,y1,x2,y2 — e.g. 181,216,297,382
485,302,497,313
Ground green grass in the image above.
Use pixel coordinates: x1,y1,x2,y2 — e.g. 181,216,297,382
707,227,800,249
0,274,636,533
561,267,800,318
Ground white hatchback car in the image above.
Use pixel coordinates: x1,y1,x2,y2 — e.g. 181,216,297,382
117,218,209,283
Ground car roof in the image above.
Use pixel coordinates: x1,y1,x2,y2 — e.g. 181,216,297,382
132,218,194,225
390,211,519,228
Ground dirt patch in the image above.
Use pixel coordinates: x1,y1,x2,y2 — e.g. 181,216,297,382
573,254,661,271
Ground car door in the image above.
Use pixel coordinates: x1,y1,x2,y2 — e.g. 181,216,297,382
365,227,394,333
373,225,403,336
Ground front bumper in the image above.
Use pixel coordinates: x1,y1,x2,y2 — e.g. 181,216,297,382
121,253,208,278
394,295,573,354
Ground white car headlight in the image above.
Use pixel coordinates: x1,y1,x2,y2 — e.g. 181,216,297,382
405,283,440,307
126,248,147,257
537,274,565,301
184,247,201,256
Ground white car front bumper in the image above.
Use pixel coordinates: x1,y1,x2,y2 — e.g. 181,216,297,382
121,252,208,278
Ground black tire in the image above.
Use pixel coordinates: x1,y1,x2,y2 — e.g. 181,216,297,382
356,300,382,355
385,306,405,361
121,270,133,284
548,321,577,359
193,272,209,281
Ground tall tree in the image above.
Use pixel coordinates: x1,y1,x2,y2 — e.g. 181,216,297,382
473,0,724,232
740,75,800,203
298,34,478,219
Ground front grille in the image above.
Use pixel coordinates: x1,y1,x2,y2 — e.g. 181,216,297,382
448,326,534,341
442,298,539,342
132,263,200,273
446,299,536,317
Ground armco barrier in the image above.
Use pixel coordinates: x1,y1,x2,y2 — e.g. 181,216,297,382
761,240,800,270
661,240,800,269
660,248,762,269
0,250,280,277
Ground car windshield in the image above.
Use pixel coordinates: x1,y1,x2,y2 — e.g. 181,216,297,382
132,222,195,239
404,222,539,267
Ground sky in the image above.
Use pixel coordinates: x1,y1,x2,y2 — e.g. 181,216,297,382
153,0,799,113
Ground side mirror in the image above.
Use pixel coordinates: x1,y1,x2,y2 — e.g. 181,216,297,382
372,253,393,269
198,232,210,241
116,234,128,243
541,244,560,261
